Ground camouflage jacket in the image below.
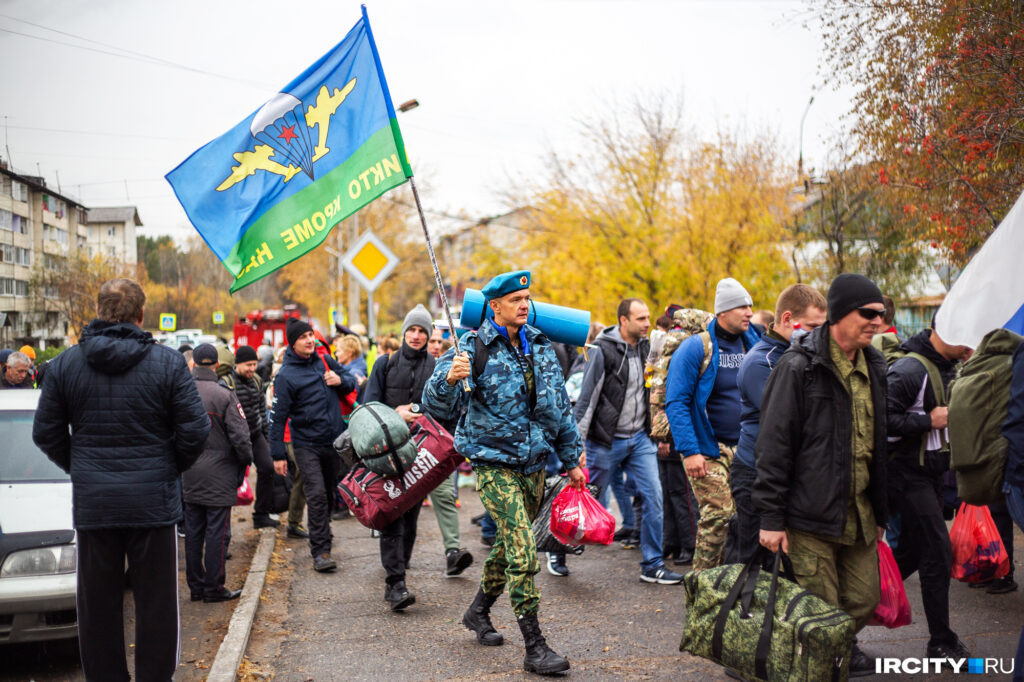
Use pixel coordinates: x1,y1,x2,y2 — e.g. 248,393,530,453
648,308,713,442
423,321,582,475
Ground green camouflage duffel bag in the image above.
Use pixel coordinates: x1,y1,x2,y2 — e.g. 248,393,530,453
346,402,419,477
681,549,854,681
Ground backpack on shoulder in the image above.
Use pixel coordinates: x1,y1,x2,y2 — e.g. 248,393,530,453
649,309,713,442
887,346,950,471
949,328,1024,505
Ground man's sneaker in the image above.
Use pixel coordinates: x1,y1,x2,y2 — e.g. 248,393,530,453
445,548,474,577
470,513,486,526
674,548,695,566
331,508,350,521
481,535,495,547
849,644,875,677
546,553,569,577
621,533,640,550
385,582,415,611
612,526,635,542
312,554,336,572
987,575,1018,594
640,566,683,585
177,525,186,539
253,513,280,529
287,524,309,539
926,637,970,659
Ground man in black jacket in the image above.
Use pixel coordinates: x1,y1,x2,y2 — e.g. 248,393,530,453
269,318,356,572
886,327,972,659
753,273,889,677
363,304,473,610
33,278,210,682
184,344,253,603
227,344,279,529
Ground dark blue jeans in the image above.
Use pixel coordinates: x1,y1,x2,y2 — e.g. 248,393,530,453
587,433,664,570
726,458,760,564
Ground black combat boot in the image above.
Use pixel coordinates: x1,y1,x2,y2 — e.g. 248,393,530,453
462,588,504,646
517,614,569,675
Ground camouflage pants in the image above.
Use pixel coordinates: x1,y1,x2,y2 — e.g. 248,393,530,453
686,444,735,572
787,528,880,633
476,466,545,617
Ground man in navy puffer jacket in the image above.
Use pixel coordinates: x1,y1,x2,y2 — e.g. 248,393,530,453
33,278,209,682
268,317,357,572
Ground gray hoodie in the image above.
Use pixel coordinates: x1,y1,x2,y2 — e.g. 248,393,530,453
573,325,648,442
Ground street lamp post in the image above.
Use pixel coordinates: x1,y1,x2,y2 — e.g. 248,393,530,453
798,94,815,180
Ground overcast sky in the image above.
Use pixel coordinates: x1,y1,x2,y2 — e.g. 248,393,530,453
0,0,848,244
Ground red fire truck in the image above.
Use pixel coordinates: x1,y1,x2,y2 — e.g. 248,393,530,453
232,305,307,350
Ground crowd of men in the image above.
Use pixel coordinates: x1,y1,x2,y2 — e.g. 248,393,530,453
20,270,1024,678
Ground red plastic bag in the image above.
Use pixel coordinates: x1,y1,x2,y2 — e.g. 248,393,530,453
235,466,254,506
950,503,1010,583
550,485,615,546
869,541,912,628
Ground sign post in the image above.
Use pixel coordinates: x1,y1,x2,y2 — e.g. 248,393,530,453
341,230,399,338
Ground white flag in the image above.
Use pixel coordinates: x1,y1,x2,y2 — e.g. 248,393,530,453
934,188,1024,349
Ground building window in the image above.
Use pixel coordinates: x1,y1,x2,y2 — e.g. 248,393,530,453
78,208,88,226
11,181,27,202
0,278,29,297
43,225,68,245
107,226,116,238
0,209,10,231
44,254,63,270
0,244,31,266
44,285,58,299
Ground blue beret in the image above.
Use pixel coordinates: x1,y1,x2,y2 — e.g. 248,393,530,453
481,270,531,300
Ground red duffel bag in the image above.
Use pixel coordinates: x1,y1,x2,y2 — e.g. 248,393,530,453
337,414,461,530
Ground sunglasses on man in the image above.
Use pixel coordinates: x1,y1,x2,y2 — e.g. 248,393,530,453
856,307,886,321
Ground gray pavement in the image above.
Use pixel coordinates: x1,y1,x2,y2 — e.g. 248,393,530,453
244,491,1024,681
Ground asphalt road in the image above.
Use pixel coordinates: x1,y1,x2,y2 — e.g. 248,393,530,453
243,490,1024,681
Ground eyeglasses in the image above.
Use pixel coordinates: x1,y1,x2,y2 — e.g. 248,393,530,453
856,307,886,321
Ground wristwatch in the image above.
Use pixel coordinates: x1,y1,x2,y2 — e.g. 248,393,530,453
409,403,422,415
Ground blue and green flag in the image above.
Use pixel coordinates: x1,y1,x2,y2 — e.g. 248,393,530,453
166,7,411,293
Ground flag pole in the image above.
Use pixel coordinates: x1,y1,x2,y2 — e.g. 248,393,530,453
408,177,471,392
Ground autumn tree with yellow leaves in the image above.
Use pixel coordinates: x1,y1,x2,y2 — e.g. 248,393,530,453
478,98,793,325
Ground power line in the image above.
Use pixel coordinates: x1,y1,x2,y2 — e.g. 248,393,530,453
0,19,274,90
2,123,187,141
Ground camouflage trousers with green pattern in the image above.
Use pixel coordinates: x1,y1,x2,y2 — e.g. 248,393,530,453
476,466,546,617
686,443,735,573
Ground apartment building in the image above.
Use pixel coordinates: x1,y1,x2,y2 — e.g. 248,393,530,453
0,164,89,349
87,206,141,264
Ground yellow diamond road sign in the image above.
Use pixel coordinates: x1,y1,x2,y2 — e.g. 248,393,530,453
341,230,399,292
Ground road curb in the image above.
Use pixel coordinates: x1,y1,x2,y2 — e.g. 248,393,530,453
207,526,277,682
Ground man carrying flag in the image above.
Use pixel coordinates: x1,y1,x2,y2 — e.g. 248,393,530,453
167,7,412,292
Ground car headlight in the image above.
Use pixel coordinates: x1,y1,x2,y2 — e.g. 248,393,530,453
0,545,76,578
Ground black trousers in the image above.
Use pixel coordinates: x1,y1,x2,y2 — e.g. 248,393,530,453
892,472,957,647
293,443,340,557
251,435,275,516
76,525,178,682
726,457,761,564
380,502,422,586
183,503,231,597
659,456,698,555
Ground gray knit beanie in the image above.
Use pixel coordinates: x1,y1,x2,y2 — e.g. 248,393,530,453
401,304,433,336
714,278,753,315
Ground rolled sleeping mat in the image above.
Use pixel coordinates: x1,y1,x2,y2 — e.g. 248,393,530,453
460,288,591,347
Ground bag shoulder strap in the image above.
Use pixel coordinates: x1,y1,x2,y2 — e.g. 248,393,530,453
697,331,713,378
906,351,949,464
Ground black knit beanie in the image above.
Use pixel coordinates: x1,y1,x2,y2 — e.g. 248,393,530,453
827,273,884,324
286,318,314,347
234,345,259,364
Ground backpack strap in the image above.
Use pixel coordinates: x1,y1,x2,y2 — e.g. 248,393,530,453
470,334,490,400
697,331,713,378
905,351,949,467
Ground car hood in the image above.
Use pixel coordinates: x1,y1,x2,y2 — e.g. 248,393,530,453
0,482,73,534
